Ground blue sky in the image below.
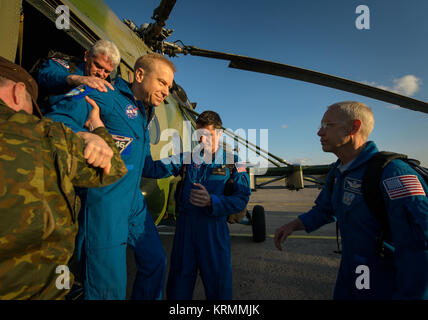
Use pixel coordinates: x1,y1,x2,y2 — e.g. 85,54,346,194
105,0,428,166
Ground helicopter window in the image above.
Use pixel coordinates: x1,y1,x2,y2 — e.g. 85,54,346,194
19,1,86,76
149,113,160,145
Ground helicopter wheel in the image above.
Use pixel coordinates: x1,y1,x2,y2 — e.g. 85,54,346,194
251,205,266,242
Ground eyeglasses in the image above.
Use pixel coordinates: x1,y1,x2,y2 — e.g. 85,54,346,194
318,122,341,130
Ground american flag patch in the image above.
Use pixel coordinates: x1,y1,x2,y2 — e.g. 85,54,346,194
383,175,426,200
235,162,246,173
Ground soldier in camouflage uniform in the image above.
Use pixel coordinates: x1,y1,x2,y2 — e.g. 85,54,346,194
0,56,127,299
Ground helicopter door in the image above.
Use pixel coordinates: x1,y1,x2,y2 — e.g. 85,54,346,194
0,0,22,61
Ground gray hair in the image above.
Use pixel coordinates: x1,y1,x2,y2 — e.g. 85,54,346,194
88,40,121,68
328,101,375,139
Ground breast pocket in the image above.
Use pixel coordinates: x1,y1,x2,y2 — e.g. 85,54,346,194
344,191,382,247
101,109,126,133
344,192,373,219
206,167,230,194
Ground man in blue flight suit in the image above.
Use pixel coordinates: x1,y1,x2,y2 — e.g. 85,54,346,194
274,101,428,299
45,53,176,300
37,40,120,112
144,111,251,299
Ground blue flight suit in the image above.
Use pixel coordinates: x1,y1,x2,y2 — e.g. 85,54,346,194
145,150,251,299
37,57,85,113
299,141,428,299
45,77,171,300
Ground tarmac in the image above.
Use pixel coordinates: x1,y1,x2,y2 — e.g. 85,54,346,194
126,180,341,300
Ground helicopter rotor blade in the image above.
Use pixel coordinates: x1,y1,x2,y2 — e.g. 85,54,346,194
185,46,428,114
152,0,177,24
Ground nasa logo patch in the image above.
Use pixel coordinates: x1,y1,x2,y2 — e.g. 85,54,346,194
125,105,138,119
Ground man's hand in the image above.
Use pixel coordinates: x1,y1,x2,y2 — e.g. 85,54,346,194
189,183,212,207
84,96,105,131
67,74,114,92
274,218,305,251
76,131,114,175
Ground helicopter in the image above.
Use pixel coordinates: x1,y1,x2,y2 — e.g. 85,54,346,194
1,0,427,242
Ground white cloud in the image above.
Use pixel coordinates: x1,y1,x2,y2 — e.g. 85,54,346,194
392,75,421,96
290,158,308,165
385,105,401,110
363,75,422,97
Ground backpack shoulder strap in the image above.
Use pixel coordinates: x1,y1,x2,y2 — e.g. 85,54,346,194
361,151,408,239
406,158,428,185
223,157,238,196
327,162,339,194
326,163,341,254
180,163,187,178
226,163,235,174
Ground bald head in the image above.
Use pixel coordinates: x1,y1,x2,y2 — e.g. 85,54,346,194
327,101,375,140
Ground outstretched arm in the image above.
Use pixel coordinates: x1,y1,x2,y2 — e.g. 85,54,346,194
275,168,337,251
274,218,305,251
53,121,127,188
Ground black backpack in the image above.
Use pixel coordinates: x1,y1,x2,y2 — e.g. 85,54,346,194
330,152,428,257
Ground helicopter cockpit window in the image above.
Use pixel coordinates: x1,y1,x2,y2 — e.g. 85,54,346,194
149,114,160,145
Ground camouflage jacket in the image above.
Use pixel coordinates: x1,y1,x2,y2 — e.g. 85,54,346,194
0,100,127,299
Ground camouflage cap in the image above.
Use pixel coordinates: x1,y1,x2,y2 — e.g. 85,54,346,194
0,56,42,118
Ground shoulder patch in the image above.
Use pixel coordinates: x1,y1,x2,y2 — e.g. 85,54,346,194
344,177,362,194
111,135,133,155
64,85,94,100
343,191,356,206
383,175,426,200
51,58,70,69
